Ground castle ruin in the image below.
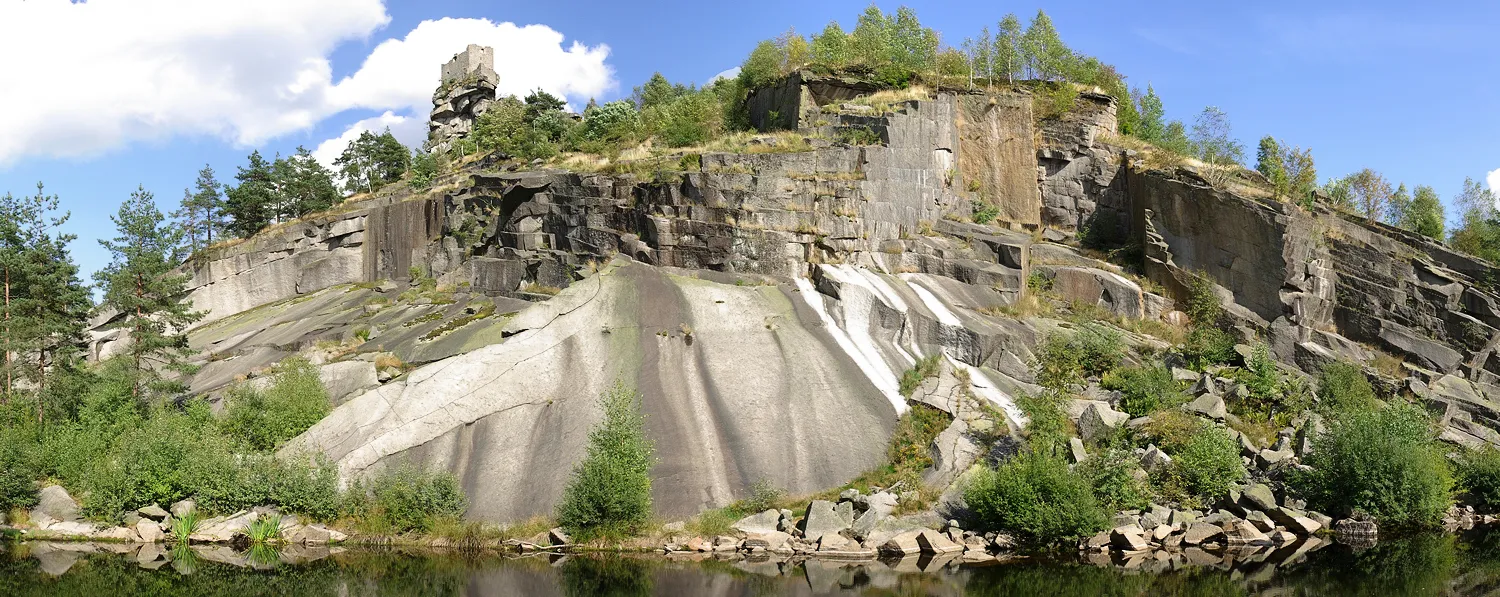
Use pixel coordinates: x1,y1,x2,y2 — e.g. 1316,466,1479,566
429,44,498,153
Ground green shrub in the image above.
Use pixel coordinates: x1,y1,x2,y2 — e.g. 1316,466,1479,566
0,427,39,513
1035,323,1122,392
741,479,786,513
964,452,1108,544
898,354,942,396
1017,390,1070,457
221,357,332,452
886,402,953,486
1294,403,1453,527
82,401,233,518
172,510,200,543
199,454,342,522
1458,447,1500,509
557,383,656,540
1180,275,1238,369
1167,427,1245,501
1102,365,1185,417
248,514,283,544
837,126,882,145
1137,410,1202,451
408,150,439,190
344,464,468,534
1076,448,1152,512
1182,326,1237,369
1318,361,1378,415
972,202,1000,225
1230,343,1311,426
1074,323,1123,377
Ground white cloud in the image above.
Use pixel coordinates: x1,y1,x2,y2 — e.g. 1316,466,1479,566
310,111,425,172
710,67,741,84
1488,168,1500,194
0,2,615,164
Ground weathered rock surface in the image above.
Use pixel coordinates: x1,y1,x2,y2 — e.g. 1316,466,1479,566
31,485,80,523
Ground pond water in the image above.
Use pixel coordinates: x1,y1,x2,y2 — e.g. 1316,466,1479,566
2,529,1497,596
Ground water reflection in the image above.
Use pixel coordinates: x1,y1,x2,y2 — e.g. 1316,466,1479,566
2,529,1500,596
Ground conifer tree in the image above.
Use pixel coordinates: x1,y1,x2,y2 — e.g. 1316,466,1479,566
283,146,341,218
94,186,203,401
224,151,275,237
192,165,225,245
173,191,205,255
335,130,411,195
0,184,90,416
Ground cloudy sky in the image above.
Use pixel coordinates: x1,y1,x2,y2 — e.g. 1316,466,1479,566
0,0,1497,280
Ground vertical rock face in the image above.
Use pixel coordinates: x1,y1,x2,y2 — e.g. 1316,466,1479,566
957,94,1040,227
1036,92,1126,237
429,44,498,153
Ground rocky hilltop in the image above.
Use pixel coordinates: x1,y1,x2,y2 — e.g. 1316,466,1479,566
134,55,1500,526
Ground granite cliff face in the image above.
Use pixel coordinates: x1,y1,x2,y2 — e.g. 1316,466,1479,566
153,69,1500,522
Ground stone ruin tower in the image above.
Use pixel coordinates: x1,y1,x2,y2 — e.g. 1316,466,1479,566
429,44,498,153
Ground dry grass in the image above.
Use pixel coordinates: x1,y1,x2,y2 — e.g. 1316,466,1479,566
1370,348,1407,379
840,86,932,113
496,515,555,543
374,353,404,370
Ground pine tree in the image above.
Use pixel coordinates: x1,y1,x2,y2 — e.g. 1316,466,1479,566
283,147,341,218
94,186,203,401
191,165,224,245
335,130,411,195
171,188,203,253
994,14,1023,83
0,184,89,422
224,151,275,237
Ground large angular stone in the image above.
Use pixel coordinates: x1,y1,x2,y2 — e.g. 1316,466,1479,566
799,500,850,542
31,485,81,523
1268,508,1322,535
732,509,782,535
1111,526,1149,551
1182,523,1223,546
878,530,923,556
744,530,790,551
137,505,169,521
1078,402,1130,443
1239,483,1278,513
916,529,964,554
1185,394,1226,420
170,500,197,518
136,520,164,543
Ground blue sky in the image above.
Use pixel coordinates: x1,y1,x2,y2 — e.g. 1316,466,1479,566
1,0,1496,282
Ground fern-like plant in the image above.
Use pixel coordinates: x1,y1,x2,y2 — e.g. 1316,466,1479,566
172,511,200,544
247,514,283,544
